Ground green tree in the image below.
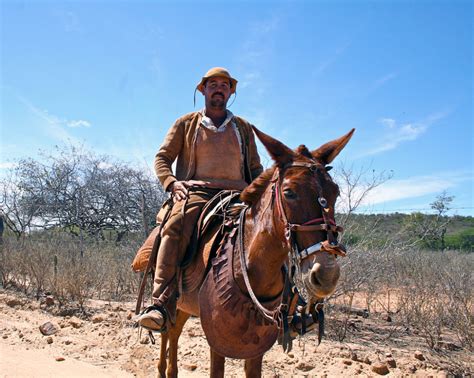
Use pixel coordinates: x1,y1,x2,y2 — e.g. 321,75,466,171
403,192,454,250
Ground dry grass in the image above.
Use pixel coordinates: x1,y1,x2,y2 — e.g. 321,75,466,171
0,235,141,311
1,234,472,353
328,247,473,352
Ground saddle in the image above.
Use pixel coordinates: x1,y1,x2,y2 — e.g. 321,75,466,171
179,190,244,295
182,190,243,269
134,190,243,314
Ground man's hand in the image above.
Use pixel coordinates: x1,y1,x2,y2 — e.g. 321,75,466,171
169,180,210,202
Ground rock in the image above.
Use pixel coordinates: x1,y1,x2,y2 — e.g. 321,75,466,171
64,340,72,345
18,332,24,339
343,359,352,366
182,364,197,371
55,357,65,362
363,356,372,365
287,352,295,358
68,316,83,329
91,315,104,324
39,322,59,336
2,335,7,339
371,362,389,375
384,314,392,322
126,312,133,320
351,352,359,361
438,341,461,351
43,295,54,307
408,364,417,373
414,351,425,361
386,358,396,368
296,362,314,371
385,352,392,358
6,298,23,307
339,350,352,359
46,336,53,344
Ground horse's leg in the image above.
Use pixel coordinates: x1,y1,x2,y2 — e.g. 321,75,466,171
210,348,225,378
166,310,191,378
244,355,263,378
157,332,168,378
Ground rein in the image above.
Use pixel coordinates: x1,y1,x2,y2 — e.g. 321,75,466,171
238,207,286,326
233,159,346,351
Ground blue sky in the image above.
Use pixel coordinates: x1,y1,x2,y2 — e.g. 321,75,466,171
1,0,472,215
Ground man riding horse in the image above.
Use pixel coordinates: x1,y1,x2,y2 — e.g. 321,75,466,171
138,67,263,332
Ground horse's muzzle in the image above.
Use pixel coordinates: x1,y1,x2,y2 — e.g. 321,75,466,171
303,252,341,299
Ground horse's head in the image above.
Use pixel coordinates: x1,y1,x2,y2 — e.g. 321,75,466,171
249,127,355,300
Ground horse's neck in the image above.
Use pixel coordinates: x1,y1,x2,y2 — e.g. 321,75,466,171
243,189,288,299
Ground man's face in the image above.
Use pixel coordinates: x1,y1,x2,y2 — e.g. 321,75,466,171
203,76,232,110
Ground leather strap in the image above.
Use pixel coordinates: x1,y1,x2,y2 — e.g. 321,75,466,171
238,207,284,325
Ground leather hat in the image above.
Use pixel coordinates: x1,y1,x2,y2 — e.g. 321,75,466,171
196,67,238,94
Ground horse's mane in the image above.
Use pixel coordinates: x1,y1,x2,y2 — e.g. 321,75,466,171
240,145,315,206
240,167,276,205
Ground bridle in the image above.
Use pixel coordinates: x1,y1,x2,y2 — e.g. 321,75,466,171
272,160,346,263
236,158,347,350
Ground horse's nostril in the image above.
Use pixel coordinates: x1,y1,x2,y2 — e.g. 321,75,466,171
310,273,321,287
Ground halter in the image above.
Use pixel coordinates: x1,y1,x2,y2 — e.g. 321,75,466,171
236,159,346,351
272,161,346,262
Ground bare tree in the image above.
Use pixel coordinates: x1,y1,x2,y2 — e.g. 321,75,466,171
0,167,44,239
1,145,166,241
334,162,393,226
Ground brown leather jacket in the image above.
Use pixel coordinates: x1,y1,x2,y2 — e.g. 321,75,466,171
155,111,263,191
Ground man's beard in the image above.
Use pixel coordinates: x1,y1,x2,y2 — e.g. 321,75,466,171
209,97,227,109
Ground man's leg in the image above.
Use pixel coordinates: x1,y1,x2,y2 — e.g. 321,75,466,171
138,189,218,331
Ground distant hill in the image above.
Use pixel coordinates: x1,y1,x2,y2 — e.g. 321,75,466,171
336,213,474,251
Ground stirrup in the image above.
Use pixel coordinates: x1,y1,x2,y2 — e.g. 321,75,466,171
137,304,167,333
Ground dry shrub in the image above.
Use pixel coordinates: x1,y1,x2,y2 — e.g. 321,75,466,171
0,234,141,308
331,245,473,350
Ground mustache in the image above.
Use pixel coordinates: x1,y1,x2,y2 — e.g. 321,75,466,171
212,92,224,98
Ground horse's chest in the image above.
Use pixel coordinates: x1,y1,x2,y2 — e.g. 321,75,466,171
198,241,280,359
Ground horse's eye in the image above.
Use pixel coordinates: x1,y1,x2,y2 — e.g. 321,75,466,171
283,189,297,200
325,166,333,172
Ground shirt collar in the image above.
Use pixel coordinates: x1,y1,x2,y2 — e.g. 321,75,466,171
200,108,234,131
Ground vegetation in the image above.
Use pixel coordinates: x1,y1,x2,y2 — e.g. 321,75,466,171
0,147,472,353
1,145,165,241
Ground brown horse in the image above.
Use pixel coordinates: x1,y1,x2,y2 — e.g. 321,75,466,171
156,127,354,377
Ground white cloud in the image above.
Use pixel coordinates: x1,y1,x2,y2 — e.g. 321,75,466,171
237,15,279,85
312,43,350,77
339,171,471,208
362,110,451,156
67,120,91,128
0,162,17,169
379,118,396,128
53,9,81,33
17,96,91,144
371,72,397,91
239,72,262,90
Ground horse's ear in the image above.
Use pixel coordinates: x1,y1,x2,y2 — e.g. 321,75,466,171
252,126,295,167
312,128,355,165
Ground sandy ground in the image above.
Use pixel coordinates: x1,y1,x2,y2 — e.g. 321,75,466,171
0,288,471,377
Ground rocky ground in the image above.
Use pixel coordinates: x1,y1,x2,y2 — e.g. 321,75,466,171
0,288,471,377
